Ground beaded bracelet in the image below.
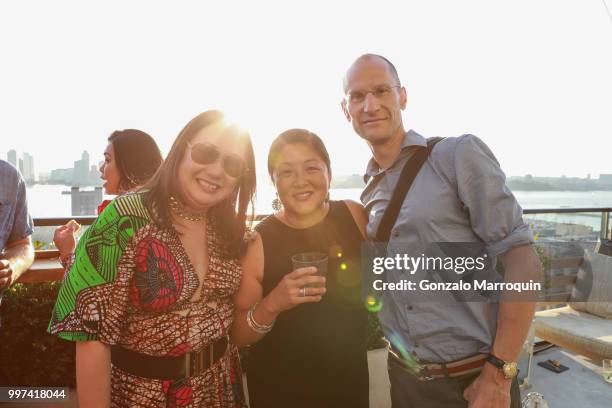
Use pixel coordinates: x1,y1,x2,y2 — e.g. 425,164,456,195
247,302,275,334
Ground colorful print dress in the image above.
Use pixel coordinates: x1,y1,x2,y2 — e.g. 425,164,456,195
48,192,246,408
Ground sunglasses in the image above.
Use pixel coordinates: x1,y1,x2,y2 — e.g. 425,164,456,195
188,142,247,178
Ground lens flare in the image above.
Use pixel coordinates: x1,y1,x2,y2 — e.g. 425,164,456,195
336,262,360,287
388,332,422,373
365,295,382,312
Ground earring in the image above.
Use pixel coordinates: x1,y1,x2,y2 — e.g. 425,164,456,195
272,195,282,212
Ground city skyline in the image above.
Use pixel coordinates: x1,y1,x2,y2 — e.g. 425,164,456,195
1,1,611,181
5,149,102,186
5,146,612,182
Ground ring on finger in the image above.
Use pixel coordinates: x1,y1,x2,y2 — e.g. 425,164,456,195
299,287,306,297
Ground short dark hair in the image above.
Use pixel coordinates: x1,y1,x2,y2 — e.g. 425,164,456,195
108,129,163,191
143,110,256,259
343,53,401,93
267,129,331,179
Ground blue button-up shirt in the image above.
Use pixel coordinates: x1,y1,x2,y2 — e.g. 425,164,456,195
361,131,533,363
0,160,33,252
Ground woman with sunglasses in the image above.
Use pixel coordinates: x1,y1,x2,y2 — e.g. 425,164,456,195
49,110,255,408
232,129,370,408
53,129,163,272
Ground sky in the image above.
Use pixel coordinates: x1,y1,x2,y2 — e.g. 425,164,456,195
1,0,611,181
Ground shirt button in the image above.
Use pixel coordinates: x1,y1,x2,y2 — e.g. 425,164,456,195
406,305,413,311
392,231,400,238
414,342,419,348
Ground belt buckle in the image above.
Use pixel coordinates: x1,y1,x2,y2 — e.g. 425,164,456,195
185,349,205,378
417,365,434,381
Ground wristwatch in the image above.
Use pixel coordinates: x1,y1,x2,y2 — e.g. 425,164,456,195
486,354,519,379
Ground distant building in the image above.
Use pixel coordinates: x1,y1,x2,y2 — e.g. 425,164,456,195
22,152,35,182
89,164,101,186
38,171,50,183
7,150,17,168
50,168,74,184
71,187,103,216
73,151,90,186
18,158,23,175
599,174,612,185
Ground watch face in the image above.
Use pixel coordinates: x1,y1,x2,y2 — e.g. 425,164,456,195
503,362,519,379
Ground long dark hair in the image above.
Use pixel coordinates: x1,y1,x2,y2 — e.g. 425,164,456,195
108,129,163,191
143,110,256,259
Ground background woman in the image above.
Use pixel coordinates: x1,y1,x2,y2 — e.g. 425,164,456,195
53,129,163,267
232,129,370,408
49,111,255,407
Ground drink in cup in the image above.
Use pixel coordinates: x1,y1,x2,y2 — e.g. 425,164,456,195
292,252,328,288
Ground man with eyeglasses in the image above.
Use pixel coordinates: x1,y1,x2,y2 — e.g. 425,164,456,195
0,159,35,328
341,54,541,407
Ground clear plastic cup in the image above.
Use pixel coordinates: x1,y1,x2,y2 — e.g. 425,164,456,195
291,252,328,288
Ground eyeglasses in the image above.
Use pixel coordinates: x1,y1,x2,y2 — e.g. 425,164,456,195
188,142,248,178
346,84,401,105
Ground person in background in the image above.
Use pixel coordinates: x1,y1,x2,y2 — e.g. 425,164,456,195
0,159,35,327
53,129,162,269
232,129,370,408
49,110,255,407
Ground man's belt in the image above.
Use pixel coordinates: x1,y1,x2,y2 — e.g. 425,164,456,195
111,335,229,380
389,344,487,381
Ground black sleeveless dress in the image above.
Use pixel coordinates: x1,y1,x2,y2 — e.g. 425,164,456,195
246,201,369,408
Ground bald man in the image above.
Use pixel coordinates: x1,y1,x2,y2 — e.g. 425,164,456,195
341,54,541,408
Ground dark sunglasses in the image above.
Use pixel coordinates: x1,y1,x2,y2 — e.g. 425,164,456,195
188,142,247,178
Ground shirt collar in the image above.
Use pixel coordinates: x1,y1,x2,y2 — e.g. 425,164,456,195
363,130,427,181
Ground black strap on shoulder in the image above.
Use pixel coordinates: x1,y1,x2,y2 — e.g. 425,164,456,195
375,137,444,243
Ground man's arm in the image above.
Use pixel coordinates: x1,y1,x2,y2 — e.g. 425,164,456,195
492,244,541,362
464,244,541,407
0,236,35,288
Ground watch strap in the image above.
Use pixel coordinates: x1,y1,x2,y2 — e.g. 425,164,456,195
486,353,506,368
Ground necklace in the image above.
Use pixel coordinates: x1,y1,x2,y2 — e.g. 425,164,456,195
169,196,206,222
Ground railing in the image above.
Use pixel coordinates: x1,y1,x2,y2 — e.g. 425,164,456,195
19,207,612,286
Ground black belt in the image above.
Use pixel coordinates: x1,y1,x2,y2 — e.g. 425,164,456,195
111,335,229,380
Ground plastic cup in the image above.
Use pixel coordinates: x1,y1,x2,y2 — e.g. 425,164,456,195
291,252,328,288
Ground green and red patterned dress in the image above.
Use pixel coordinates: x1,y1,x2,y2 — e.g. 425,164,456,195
48,192,246,408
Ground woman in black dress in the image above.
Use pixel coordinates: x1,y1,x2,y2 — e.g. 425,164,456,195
232,129,370,408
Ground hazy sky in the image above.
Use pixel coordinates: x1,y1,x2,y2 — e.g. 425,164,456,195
2,0,611,181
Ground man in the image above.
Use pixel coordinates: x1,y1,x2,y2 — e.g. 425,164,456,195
0,159,35,327
341,54,541,407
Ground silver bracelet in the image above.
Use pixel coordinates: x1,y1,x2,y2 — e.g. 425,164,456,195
246,302,274,334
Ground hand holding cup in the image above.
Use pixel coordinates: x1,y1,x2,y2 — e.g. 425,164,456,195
265,267,326,314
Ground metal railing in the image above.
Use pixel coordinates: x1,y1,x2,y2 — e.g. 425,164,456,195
22,207,612,286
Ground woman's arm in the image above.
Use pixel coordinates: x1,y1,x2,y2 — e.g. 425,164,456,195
76,341,111,408
231,232,326,347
